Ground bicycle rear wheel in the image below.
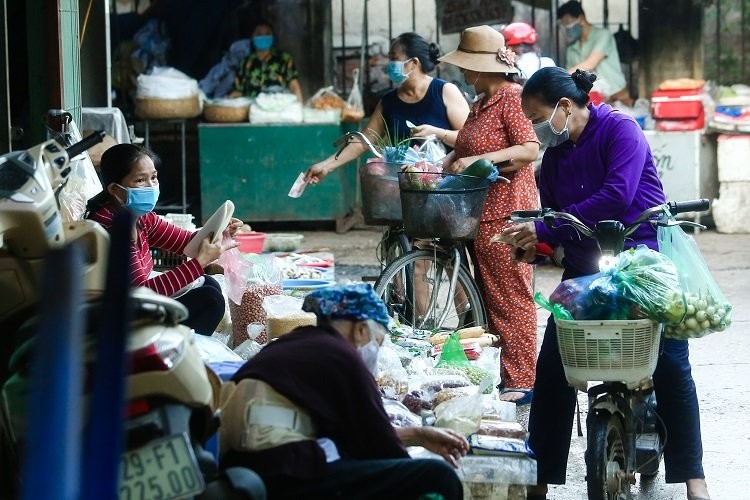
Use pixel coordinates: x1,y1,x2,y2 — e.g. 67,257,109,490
373,249,485,332
378,227,411,270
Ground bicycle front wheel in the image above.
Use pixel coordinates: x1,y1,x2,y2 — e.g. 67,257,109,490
373,249,486,332
586,413,629,500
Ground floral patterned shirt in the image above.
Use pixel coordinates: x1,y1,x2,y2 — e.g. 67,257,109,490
234,48,300,97
454,83,539,221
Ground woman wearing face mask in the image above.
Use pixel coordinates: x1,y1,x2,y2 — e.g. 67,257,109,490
85,144,242,335
497,67,711,500
305,32,469,184
221,284,469,499
438,25,540,405
229,19,303,102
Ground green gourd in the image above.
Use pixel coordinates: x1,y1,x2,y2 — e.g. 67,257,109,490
461,158,495,178
438,159,494,189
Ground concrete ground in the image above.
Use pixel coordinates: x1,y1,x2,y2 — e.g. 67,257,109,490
289,226,750,499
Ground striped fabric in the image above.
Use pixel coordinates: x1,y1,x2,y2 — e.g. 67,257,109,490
88,206,203,297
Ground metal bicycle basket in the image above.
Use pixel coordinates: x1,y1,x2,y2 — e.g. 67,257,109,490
398,172,490,240
359,160,404,225
554,318,661,389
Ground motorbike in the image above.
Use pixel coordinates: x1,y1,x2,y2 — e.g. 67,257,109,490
0,132,265,499
510,199,709,499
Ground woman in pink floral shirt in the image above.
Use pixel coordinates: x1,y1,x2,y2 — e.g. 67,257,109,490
440,25,540,404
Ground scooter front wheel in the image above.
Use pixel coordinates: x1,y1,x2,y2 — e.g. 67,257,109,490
586,413,629,500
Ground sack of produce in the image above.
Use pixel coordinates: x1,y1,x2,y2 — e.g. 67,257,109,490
658,224,732,339
434,380,491,436
383,398,422,427
135,66,202,119
220,250,285,346
262,295,317,341
434,333,494,392
543,245,686,323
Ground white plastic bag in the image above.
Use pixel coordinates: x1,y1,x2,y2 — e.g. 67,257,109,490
47,120,103,222
136,66,200,99
342,69,365,123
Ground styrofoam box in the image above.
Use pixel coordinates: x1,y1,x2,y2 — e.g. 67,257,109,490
713,181,750,233
717,135,750,182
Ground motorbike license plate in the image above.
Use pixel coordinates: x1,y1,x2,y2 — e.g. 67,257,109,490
118,433,204,500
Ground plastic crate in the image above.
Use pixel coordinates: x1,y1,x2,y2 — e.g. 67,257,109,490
555,319,660,389
151,248,187,271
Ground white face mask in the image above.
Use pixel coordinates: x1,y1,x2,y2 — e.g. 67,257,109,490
532,100,570,147
357,328,380,375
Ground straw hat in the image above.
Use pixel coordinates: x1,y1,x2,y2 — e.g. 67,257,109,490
439,25,519,74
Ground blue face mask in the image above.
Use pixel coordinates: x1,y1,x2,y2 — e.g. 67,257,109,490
117,184,160,216
253,35,274,51
387,59,412,86
565,23,583,44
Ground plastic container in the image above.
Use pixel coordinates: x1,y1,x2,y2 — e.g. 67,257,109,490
235,232,266,254
360,160,404,225
651,87,704,119
554,319,660,390
398,172,489,240
282,279,336,298
264,233,304,252
282,279,336,290
164,213,195,229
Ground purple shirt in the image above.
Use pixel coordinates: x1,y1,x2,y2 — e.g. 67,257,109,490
535,104,666,274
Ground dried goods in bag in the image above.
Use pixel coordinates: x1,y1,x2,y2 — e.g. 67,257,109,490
342,68,365,123
658,223,733,339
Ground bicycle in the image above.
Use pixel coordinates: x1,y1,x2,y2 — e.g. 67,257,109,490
372,172,506,332
510,198,709,500
333,132,413,277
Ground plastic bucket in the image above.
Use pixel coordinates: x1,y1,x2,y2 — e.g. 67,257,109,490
398,172,490,240
359,160,405,225
235,232,266,254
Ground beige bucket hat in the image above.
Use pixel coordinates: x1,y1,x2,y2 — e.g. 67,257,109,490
439,25,519,74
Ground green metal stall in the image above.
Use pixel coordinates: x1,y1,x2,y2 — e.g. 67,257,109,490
198,123,358,226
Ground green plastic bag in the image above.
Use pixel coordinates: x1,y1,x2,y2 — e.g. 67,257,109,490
534,292,574,320
435,332,470,368
658,223,732,339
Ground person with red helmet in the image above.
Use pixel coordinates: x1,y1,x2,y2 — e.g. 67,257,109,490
501,22,555,81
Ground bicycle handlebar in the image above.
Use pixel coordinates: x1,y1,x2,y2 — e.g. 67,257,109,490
333,131,382,159
65,130,106,159
510,199,710,253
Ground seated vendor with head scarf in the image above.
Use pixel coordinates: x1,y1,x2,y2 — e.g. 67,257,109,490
220,284,468,500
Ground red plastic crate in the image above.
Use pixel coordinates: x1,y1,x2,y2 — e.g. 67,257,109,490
651,87,704,120
655,113,705,131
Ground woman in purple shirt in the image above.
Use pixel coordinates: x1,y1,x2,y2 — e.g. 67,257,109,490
499,68,710,500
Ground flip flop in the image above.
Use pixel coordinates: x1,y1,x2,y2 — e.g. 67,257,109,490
499,388,533,406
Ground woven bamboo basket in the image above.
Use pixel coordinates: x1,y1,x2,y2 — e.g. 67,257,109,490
135,95,201,119
203,103,250,123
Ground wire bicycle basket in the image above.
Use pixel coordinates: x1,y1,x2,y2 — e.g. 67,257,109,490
554,318,661,390
359,160,404,225
398,172,490,240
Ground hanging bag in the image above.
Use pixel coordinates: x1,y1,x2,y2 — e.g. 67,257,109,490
342,68,365,123
657,223,732,339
